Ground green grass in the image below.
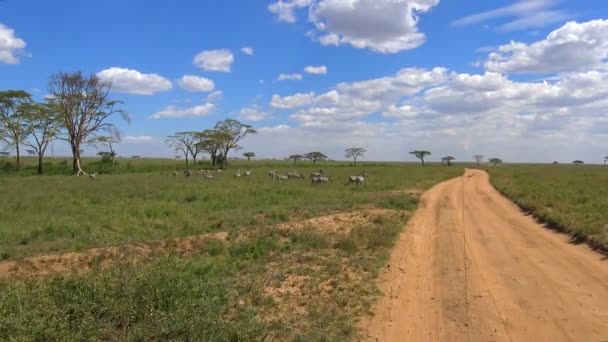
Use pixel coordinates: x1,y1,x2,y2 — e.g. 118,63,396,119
488,164,608,253
0,160,461,340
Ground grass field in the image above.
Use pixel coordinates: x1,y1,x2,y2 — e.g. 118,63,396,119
0,159,462,340
488,164,608,253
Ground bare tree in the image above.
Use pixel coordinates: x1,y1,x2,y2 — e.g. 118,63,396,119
214,119,257,168
22,101,62,174
49,72,128,175
410,150,431,166
165,132,198,166
345,147,366,166
473,155,484,166
0,90,32,171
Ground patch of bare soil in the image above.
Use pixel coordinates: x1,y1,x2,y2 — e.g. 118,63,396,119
0,232,227,278
276,208,399,234
360,169,608,342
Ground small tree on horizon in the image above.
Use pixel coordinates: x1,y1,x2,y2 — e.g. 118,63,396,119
304,151,328,165
573,160,584,165
345,147,366,166
489,158,503,166
410,150,431,166
88,130,121,164
243,152,255,161
441,156,455,166
473,155,484,166
289,154,304,166
604,156,607,165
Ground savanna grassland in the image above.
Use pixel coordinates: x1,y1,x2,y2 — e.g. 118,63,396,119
488,164,608,253
0,158,461,340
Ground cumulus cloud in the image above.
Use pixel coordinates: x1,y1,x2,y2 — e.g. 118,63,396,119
124,136,154,142
150,103,215,119
484,20,608,74
241,47,254,55
277,73,303,81
269,0,439,53
96,67,172,95
177,75,215,92
304,65,328,75
261,63,608,162
0,23,26,64
238,105,267,122
452,0,569,32
193,49,234,72
268,0,312,23
205,90,223,102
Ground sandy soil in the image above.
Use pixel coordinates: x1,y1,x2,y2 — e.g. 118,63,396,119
360,169,608,342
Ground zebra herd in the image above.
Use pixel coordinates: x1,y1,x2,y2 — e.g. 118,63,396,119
167,168,369,185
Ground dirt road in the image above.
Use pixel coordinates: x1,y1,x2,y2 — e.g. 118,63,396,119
360,169,608,342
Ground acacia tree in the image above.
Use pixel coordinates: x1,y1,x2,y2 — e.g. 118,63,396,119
88,130,121,164
410,150,431,166
243,152,255,161
345,147,366,166
473,155,484,166
304,151,327,165
165,132,198,166
573,160,584,165
289,154,303,166
49,72,128,175
0,90,32,171
215,119,257,169
441,156,455,166
604,156,607,165
22,101,62,174
489,158,503,166
196,129,227,167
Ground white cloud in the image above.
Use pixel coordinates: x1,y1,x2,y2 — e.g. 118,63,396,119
268,0,312,23
150,103,215,119
177,75,215,92
484,20,608,74
277,73,303,81
241,47,254,56
124,136,154,142
205,90,223,102
0,23,26,64
304,65,328,75
271,92,316,109
96,67,172,95
193,49,234,72
270,0,439,54
238,105,267,122
452,0,570,32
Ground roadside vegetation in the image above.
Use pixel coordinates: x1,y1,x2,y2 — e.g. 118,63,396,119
488,164,608,253
0,160,461,340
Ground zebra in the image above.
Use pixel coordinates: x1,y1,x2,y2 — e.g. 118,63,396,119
269,169,277,178
204,174,215,180
275,174,289,181
234,170,242,178
311,175,332,184
184,170,193,177
244,170,252,176
88,173,97,180
288,171,304,180
346,175,365,185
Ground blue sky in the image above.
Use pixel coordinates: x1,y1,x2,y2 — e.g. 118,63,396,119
1,0,608,162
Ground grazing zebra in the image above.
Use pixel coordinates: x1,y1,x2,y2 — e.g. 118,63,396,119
288,172,304,180
244,170,252,176
275,174,289,181
216,169,223,173
88,173,97,180
269,169,277,178
234,170,242,178
184,170,193,177
204,174,215,180
346,175,365,185
172,171,179,176
311,175,332,184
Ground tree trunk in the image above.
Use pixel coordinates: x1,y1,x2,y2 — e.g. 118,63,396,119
421,158,425,166
353,158,357,166
193,155,197,165
37,153,43,175
185,154,189,167
71,144,83,175
15,144,21,171
312,159,316,165
293,159,296,166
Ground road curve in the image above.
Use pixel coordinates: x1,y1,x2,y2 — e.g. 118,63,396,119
360,169,608,342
